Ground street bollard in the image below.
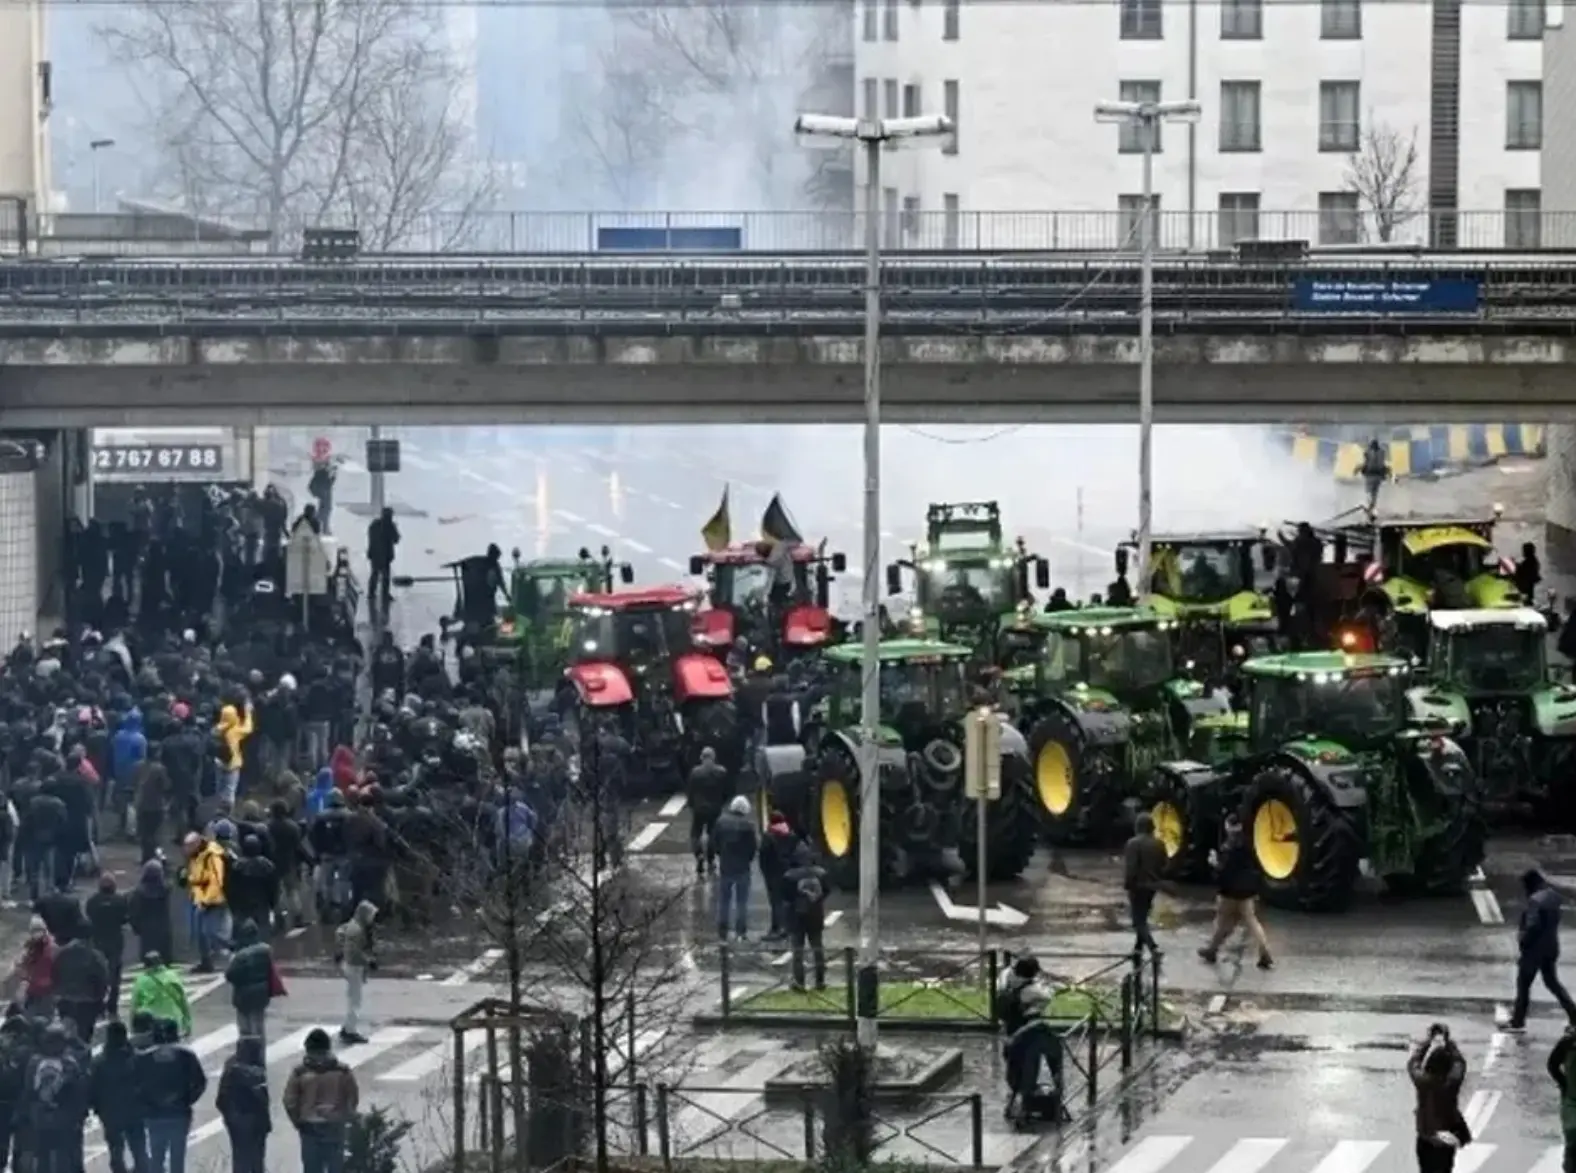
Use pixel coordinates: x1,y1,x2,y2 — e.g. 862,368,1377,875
657,1085,672,1168
969,1093,984,1168
1150,950,1162,1037
801,1093,817,1159
720,945,732,1020
1120,974,1134,1070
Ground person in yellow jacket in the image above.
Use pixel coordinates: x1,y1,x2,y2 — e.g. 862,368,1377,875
215,702,254,804
182,830,232,974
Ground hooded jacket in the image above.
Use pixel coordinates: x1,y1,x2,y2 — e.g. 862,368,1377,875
1521,882,1564,960
711,801,758,874
187,840,229,910
127,860,174,961
330,746,359,793
217,1036,272,1135
134,1027,206,1118
110,710,147,789
50,937,109,1005
90,1026,140,1128
283,1050,359,1126
335,901,379,969
224,920,274,1013
306,770,336,817
227,838,278,921
16,932,56,1001
215,704,253,771
130,964,192,1037
23,1022,88,1129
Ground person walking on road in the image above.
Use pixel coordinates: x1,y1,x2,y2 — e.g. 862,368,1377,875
711,796,758,942
129,952,192,1040
91,1019,148,1173
180,832,230,974
1503,869,1576,1031
51,927,110,1047
224,918,276,1048
1408,1022,1469,1173
283,1028,360,1173
86,873,131,1015
781,842,828,991
685,748,730,877
1122,813,1167,956
217,1035,272,1173
1546,1024,1576,1172
1197,811,1274,971
136,1017,206,1173
127,860,174,969
334,900,378,1045
365,507,399,621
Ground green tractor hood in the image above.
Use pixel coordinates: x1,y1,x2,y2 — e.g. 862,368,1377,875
1149,590,1274,626
1386,574,1521,614
1280,737,1358,764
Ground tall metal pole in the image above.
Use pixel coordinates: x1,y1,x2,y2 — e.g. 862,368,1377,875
1135,120,1156,600
90,152,100,215
856,133,883,1052
369,425,387,637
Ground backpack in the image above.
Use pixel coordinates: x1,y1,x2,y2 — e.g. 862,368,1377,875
28,1055,71,1124
793,872,825,916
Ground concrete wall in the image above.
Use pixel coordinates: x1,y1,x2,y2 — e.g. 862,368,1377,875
0,0,49,211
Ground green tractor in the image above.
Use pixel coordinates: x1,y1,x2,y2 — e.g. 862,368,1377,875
1003,606,1236,844
885,501,1050,663
1119,530,1281,684
761,639,1039,888
1145,651,1487,912
1408,608,1576,816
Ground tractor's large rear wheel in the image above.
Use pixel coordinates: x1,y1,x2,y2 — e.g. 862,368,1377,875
1242,767,1362,913
1145,768,1218,883
813,742,863,890
1028,708,1119,845
1385,764,1487,898
958,753,1039,882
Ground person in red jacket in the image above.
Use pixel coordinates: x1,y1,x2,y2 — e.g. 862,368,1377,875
12,917,57,1016
329,746,359,794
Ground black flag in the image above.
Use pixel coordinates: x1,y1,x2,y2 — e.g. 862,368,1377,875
760,494,804,545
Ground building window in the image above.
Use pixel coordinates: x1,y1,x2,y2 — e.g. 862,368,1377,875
863,0,877,41
1218,192,1261,245
943,79,959,154
943,193,960,248
884,78,899,119
883,187,899,248
1117,81,1163,153
1507,80,1542,149
1508,0,1544,38
1121,0,1162,39
943,0,959,39
1118,194,1160,247
1321,0,1361,38
1219,81,1261,152
883,0,899,39
1506,189,1541,247
1319,81,1360,151
1221,0,1263,38
902,82,922,117
862,78,878,119
902,195,921,238
1318,191,1361,244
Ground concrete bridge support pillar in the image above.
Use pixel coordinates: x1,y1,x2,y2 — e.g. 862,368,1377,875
1546,425,1576,580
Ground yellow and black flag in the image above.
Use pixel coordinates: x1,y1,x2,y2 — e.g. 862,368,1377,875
701,487,732,552
760,493,804,545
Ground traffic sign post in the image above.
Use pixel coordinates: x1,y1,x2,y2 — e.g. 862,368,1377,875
964,708,1002,975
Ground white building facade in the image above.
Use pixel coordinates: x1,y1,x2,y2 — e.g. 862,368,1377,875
0,0,51,242
856,0,1545,249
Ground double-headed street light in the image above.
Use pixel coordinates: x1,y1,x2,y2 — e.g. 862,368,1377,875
794,110,953,1050
1092,98,1201,599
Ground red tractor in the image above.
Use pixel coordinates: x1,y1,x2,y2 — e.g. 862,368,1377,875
563,585,742,790
688,542,847,661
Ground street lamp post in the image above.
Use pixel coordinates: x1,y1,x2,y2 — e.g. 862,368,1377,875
1092,98,1200,597
88,138,115,214
794,110,952,1050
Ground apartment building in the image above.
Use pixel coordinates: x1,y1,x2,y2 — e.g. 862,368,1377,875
0,0,51,231
856,0,1545,248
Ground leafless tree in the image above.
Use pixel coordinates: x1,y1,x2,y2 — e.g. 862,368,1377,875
98,0,496,249
1343,120,1423,243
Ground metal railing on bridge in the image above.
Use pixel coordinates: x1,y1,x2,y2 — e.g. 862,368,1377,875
3,206,1574,256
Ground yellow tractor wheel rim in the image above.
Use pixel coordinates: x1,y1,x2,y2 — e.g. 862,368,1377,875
1253,797,1300,880
1035,741,1074,816
1152,801,1184,858
821,780,853,858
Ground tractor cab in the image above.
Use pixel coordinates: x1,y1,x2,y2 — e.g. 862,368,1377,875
1022,607,1179,703
814,640,973,749
885,502,1050,656
1242,652,1409,754
1119,530,1280,682
507,545,632,633
1424,608,1549,695
689,541,846,657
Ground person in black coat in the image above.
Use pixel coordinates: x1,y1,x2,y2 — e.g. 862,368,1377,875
126,859,175,966
1196,812,1274,970
84,875,130,1015
91,1019,145,1173
217,1034,271,1173
757,813,798,941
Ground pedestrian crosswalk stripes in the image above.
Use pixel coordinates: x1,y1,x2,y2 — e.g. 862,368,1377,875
1101,1137,1571,1173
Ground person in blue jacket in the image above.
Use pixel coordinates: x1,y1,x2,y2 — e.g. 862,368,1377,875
305,769,335,817
111,710,147,839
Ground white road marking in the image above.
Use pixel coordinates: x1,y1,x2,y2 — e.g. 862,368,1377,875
381,1032,489,1083
1528,1146,1565,1173
554,508,585,523
659,794,688,818
1049,535,1116,558
441,947,505,986
622,537,654,553
825,910,843,927
1201,1139,1288,1173
628,821,668,852
1463,1089,1501,1136
771,952,792,967
1207,994,1228,1014
587,522,618,538
1471,887,1504,925
659,557,685,570
461,468,523,497
1453,1146,1498,1173
1104,1137,1194,1173
1484,1026,1510,1072
286,926,307,939
338,1026,424,1069
404,452,441,473
1308,1140,1388,1173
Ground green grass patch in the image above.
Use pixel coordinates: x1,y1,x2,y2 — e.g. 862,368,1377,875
734,981,1130,1024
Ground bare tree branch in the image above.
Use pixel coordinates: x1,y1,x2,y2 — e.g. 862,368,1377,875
98,0,495,248
1343,119,1422,243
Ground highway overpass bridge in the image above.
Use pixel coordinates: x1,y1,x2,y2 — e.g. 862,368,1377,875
4,253,1576,426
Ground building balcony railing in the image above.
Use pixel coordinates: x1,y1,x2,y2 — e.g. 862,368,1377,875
1,202,1570,255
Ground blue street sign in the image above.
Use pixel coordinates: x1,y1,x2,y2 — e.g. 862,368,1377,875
1293,276,1482,314
596,226,743,252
